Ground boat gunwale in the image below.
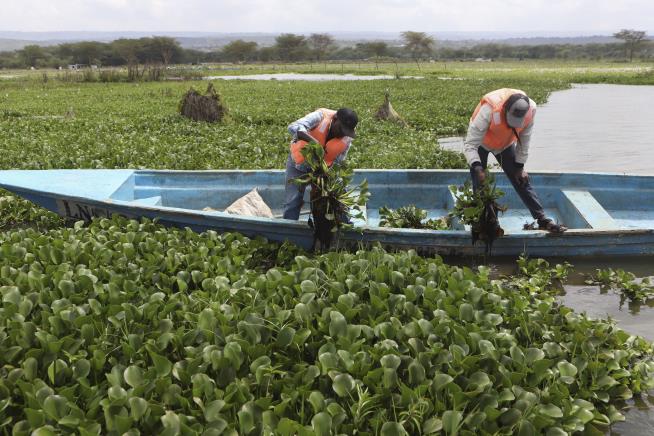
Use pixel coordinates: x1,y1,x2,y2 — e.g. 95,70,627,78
130,168,654,179
4,183,653,240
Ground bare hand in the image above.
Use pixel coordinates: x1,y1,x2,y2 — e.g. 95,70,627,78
516,169,529,187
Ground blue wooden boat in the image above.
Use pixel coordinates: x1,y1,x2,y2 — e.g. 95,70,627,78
1,169,653,257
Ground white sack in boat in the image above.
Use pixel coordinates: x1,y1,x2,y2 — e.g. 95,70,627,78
224,188,274,218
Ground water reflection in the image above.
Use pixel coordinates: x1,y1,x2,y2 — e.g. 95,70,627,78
611,394,654,435
559,285,654,340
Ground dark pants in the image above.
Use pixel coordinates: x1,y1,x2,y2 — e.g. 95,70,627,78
283,155,310,220
471,145,546,221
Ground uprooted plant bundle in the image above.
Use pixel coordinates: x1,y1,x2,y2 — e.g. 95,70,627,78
379,205,450,230
374,91,408,127
293,142,369,251
450,171,506,253
375,173,506,253
178,83,228,122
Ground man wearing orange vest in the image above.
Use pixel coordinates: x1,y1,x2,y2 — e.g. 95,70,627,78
283,108,358,220
464,88,567,233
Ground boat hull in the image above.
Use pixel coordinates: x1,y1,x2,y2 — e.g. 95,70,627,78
1,169,654,257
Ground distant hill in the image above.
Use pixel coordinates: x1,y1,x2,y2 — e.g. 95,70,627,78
1,30,651,52
0,38,76,51
0,39,35,51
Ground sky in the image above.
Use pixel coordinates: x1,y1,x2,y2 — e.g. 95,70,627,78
1,0,653,34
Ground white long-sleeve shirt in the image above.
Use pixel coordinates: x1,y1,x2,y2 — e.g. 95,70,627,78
287,110,324,140
463,99,537,167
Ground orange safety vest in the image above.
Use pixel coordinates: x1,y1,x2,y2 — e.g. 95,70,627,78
470,88,535,150
290,108,350,166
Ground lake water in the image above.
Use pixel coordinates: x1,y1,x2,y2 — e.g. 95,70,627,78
439,85,654,174
443,84,654,434
441,84,654,174
529,84,654,174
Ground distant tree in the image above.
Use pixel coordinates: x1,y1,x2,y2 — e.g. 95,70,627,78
181,48,205,65
308,33,335,61
136,38,162,64
19,44,45,68
275,33,309,61
112,39,141,64
257,46,277,62
613,29,648,61
150,36,183,65
56,43,75,60
401,31,435,68
112,39,145,80
0,51,22,69
357,41,389,59
355,41,389,68
69,41,107,65
221,40,258,62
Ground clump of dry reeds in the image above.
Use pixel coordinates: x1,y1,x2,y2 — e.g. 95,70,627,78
374,91,408,127
178,83,227,122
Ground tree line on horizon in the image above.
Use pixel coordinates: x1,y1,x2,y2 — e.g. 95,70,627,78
1,30,651,70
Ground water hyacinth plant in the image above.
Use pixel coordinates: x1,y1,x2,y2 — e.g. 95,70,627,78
293,142,369,250
449,171,507,252
0,192,64,232
0,216,652,435
586,268,654,303
379,205,450,230
1,65,654,435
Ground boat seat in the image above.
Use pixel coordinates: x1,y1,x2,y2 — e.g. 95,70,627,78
130,196,162,206
561,190,616,229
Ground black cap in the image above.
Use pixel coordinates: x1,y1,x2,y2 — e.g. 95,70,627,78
335,108,358,138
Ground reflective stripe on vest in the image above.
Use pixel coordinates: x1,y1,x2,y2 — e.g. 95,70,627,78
470,88,535,150
290,108,349,166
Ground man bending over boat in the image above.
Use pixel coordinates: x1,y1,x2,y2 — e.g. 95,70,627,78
464,88,567,233
283,108,358,220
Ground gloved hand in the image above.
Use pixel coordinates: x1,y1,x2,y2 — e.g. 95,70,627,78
516,169,529,187
474,166,486,183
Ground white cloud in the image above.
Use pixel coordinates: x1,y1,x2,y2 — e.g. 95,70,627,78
0,0,652,33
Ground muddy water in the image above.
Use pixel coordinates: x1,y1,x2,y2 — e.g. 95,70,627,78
529,84,654,174
439,84,654,175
